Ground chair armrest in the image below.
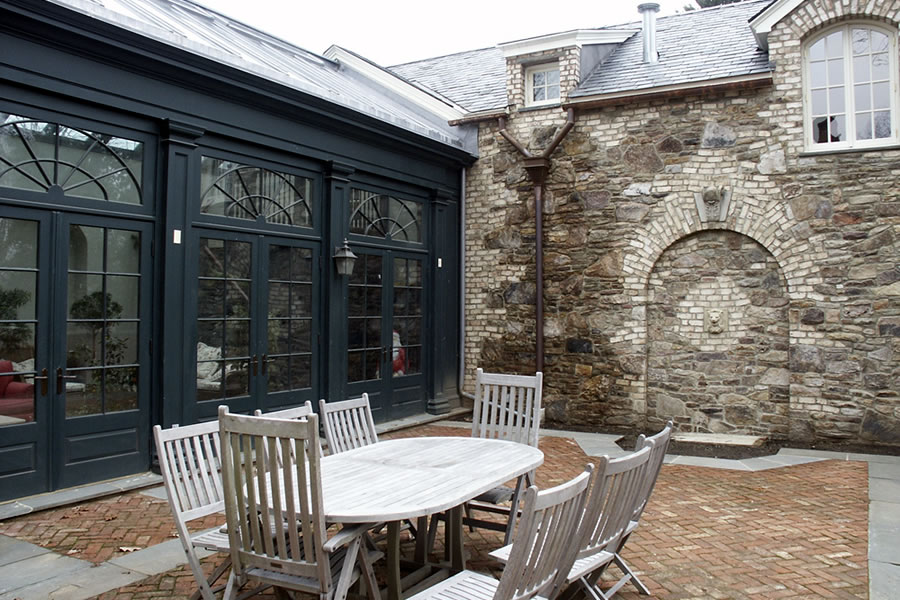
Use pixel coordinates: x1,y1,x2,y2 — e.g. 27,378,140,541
323,522,376,552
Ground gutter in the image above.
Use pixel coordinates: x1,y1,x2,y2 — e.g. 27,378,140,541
450,108,510,127
498,108,576,374
563,72,773,110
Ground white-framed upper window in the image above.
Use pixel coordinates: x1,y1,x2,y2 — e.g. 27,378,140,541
805,23,898,151
524,63,560,107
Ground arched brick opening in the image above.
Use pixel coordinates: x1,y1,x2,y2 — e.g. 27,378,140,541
645,230,791,436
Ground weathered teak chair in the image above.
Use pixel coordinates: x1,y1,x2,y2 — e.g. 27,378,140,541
491,444,654,600
218,407,380,600
464,368,544,544
408,466,593,600
611,420,673,595
254,401,320,461
153,420,233,600
319,395,378,455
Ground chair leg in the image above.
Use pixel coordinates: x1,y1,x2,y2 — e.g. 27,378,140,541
577,576,610,600
357,534,382,600
187,549,229,600
502,474,527,546
334,536,362,600
222,570,238,600
612,553,650,595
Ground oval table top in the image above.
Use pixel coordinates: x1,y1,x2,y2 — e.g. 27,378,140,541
320,436,544,523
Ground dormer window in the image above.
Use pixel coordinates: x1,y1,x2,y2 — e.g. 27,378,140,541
805,23,898,150
525,63,560,107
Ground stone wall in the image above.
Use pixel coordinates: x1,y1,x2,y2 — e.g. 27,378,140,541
462,0,900,446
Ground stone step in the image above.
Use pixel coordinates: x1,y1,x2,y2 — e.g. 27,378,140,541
673,433,768,447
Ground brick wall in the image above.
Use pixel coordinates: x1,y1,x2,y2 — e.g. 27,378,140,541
463,0,900,446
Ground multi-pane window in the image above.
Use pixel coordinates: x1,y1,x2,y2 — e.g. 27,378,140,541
525,64,560,107
807,24,897,149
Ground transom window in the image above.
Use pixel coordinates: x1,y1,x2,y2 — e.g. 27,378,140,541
200,157,313,228
349,188,422,243
0,113,144,204
805,24,898,150
525,63,560,107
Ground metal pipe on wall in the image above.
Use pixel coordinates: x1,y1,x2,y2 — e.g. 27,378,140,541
498,108,576,374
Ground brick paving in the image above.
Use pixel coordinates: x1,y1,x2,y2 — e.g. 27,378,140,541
2,424,869,599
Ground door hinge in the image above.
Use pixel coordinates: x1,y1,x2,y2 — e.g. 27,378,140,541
150,238,155,258
149,339,153,355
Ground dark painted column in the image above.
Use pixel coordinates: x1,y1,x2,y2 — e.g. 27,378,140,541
427,187,454,415
158,120,204,427
324,161,356,403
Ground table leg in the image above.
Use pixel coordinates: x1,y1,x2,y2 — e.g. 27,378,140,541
387,521,402,600
447,505,464,572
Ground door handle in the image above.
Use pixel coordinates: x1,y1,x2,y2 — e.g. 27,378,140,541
33,368,49,396
56,367,76,395
261,354,274,375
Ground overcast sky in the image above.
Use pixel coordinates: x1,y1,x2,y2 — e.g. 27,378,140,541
200,0,693,66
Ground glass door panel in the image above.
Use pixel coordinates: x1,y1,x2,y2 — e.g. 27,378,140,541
391,257,422,377
0,217,39,425
65,224,141,417
196,238,252,405
348,254,383,385
266,245,314,395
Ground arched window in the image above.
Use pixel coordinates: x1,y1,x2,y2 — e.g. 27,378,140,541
805,23,898,150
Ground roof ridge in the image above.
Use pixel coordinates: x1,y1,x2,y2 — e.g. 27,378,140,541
390,45,499,69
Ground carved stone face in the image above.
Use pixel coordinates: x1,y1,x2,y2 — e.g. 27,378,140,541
707,308,725,334
703,188,721,219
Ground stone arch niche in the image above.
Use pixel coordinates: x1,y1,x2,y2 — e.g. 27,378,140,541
646,230,791,437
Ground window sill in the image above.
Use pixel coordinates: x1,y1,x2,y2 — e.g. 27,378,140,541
519,102,562,113
799,143,900,157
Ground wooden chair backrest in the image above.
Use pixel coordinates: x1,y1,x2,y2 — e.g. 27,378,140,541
154,420,225,523
576,443,653,564
253,401,319,463
319,395,378,455
219,407,330,589
472,368,543,448
254,401,315,421
493,466,593,600
633,420,673,520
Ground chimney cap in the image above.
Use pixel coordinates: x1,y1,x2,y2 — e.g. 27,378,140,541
638,3,660,12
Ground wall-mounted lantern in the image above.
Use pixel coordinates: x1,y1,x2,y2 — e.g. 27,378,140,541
333,239,357,276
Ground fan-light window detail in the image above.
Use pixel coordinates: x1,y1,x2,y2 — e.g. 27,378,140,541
807,24,897,149
200,157,313,227
525,64,560,107
0,113,143,204
349,189,422,243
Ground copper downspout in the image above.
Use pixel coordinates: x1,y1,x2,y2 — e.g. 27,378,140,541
498,108,576,373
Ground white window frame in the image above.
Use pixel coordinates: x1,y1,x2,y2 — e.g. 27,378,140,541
524,63,561,108
803,22,899,152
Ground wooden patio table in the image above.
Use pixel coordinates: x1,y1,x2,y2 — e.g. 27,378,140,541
319,436,544,600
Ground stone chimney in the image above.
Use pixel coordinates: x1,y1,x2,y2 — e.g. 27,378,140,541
638,3,660,63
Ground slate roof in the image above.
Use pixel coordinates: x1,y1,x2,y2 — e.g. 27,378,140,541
389,0,775,111
572,0,774,98
48,0,467,149
390,47,507,114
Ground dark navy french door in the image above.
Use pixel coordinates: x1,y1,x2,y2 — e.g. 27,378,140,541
191,229,320,420
0,206,152,501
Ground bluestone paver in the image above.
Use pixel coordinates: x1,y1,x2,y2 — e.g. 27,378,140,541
108,535,214,576
1,561,144,600
870,560,900,600
0,551,92,596
0,534,50,567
